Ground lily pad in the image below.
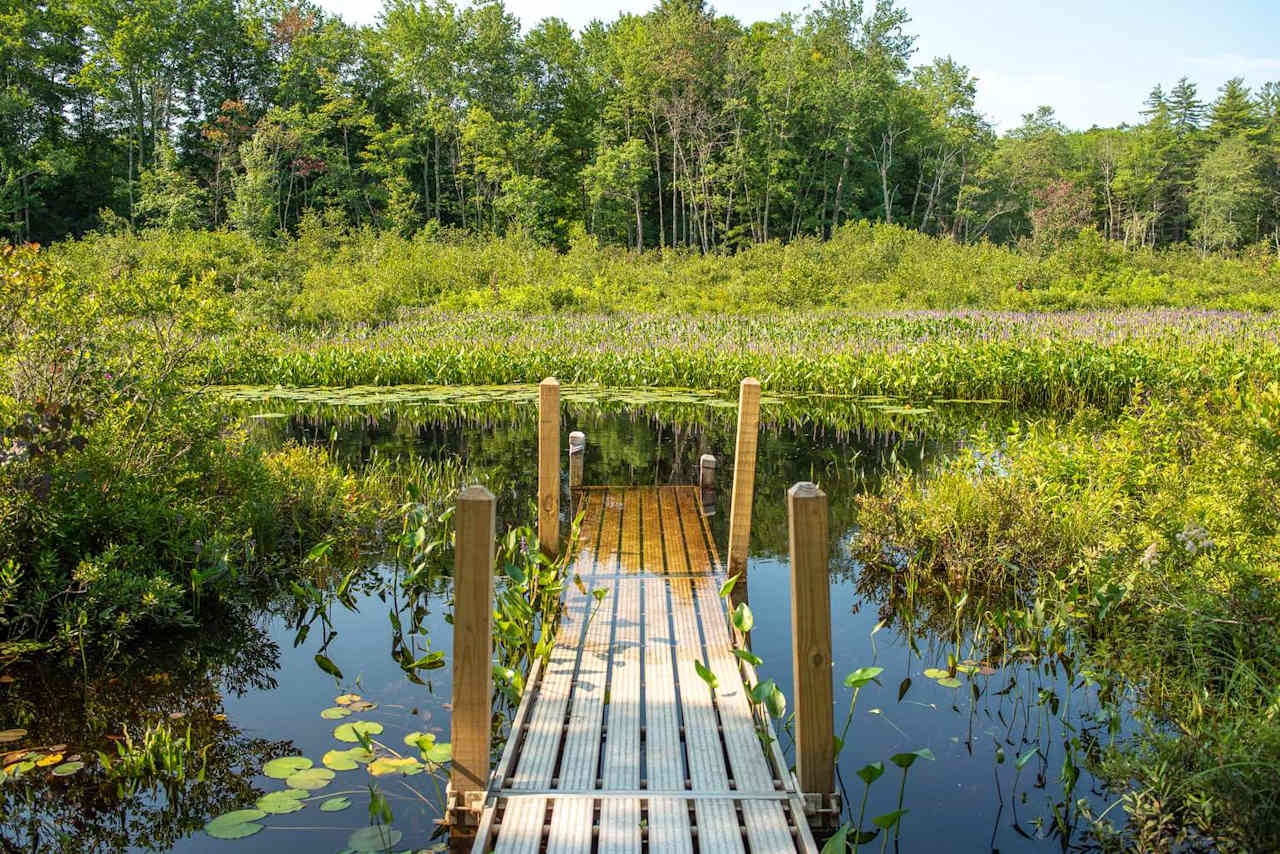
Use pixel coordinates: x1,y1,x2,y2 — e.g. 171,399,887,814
205,809,266,840
936,677,963,688
286,767,335,790
922,668,950,680
323,747,368,771
263,755,313,779
421,742,452,765
347,826,402,852
368,756,423,776
346,700,377,712
320,796,352,812
256,789,308,814
333,721,383,743
51,761,84,777
321,706,353,720
335,693,362,706
0,730,26,744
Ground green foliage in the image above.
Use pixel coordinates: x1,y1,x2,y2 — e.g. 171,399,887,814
852,385,1280,850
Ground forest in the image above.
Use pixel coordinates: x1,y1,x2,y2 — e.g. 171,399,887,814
5,0,1280,254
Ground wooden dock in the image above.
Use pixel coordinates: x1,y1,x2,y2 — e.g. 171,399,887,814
448,379,836,853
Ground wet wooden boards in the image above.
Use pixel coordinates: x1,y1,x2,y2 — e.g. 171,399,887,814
472,486,817,854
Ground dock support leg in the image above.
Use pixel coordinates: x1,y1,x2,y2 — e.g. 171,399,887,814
699,453,717,515
727,378,761,591
538,377,561,555
447,485,496,842
788,481,841,831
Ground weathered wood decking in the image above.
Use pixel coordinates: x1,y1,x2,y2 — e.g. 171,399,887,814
471,485,819,854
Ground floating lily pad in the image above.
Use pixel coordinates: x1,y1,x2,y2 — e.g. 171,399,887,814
256,789,308,814
922,668,950,680
51,761,84,777
321,706,353,720
36,753,63,767
0,730,26,744
323,747,372,770
205,809,266,840
335,694,362,706
347,826,402,852
286,767,335,790
263,755,312,778
421,742,452,765
935,677,963,689
368,756,423,776
346,700,377,712
333,721,383,743
320,796,352,812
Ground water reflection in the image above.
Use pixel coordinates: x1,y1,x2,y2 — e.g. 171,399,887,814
0,394,1133,853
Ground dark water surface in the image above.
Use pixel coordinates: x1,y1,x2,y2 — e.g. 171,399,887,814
0,389,1131,853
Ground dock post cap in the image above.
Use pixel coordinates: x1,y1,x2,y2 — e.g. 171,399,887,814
740,377,761,387
540,376,560,386
458,484,495,501
699,453,717,466
788,481,824,498
569,430,586,450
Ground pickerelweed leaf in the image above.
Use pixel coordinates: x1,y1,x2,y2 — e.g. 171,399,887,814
819,823,849,854
263,756,312,779
333,721,383,743
855,761,884,785
314,654,343,679
844,666,884,688
731,602,754,633
872,809,908,829
693,660,717,691
732,648,763,667
1016,748,1038,770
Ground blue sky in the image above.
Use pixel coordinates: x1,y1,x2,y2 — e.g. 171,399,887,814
318,0,1280,131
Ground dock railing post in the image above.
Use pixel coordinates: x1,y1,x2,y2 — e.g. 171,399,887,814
538,378,561,555
448,485,496,833
727,378,761,585
568,430,585,490
787,481,838,825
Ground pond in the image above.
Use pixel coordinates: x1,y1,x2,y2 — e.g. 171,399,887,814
0,387,1135,853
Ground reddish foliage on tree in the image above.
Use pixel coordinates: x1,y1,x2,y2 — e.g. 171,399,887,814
1030,179,1094,246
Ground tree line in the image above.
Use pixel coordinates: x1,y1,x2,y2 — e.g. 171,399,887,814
5,0,1280,253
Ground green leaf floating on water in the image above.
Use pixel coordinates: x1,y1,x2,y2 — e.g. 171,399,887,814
935,677,963,688
263,755,312,778
205,809,266,839
320,796,352,812
323,747,372,770
333,721,383,743
421,741,452,764
51,761,84,776
347,825,402,852
285,767,335,790
321,706,352,720
256,789,308,814
922,668,950,680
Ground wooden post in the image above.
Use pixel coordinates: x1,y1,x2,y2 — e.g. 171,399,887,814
568,430,585,490
727,378,761,580
699,453,717,515
788,481,834,802
538,378,560,554
449,485,496,824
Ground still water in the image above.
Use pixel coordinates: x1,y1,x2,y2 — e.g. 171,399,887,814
0,388,1131,853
